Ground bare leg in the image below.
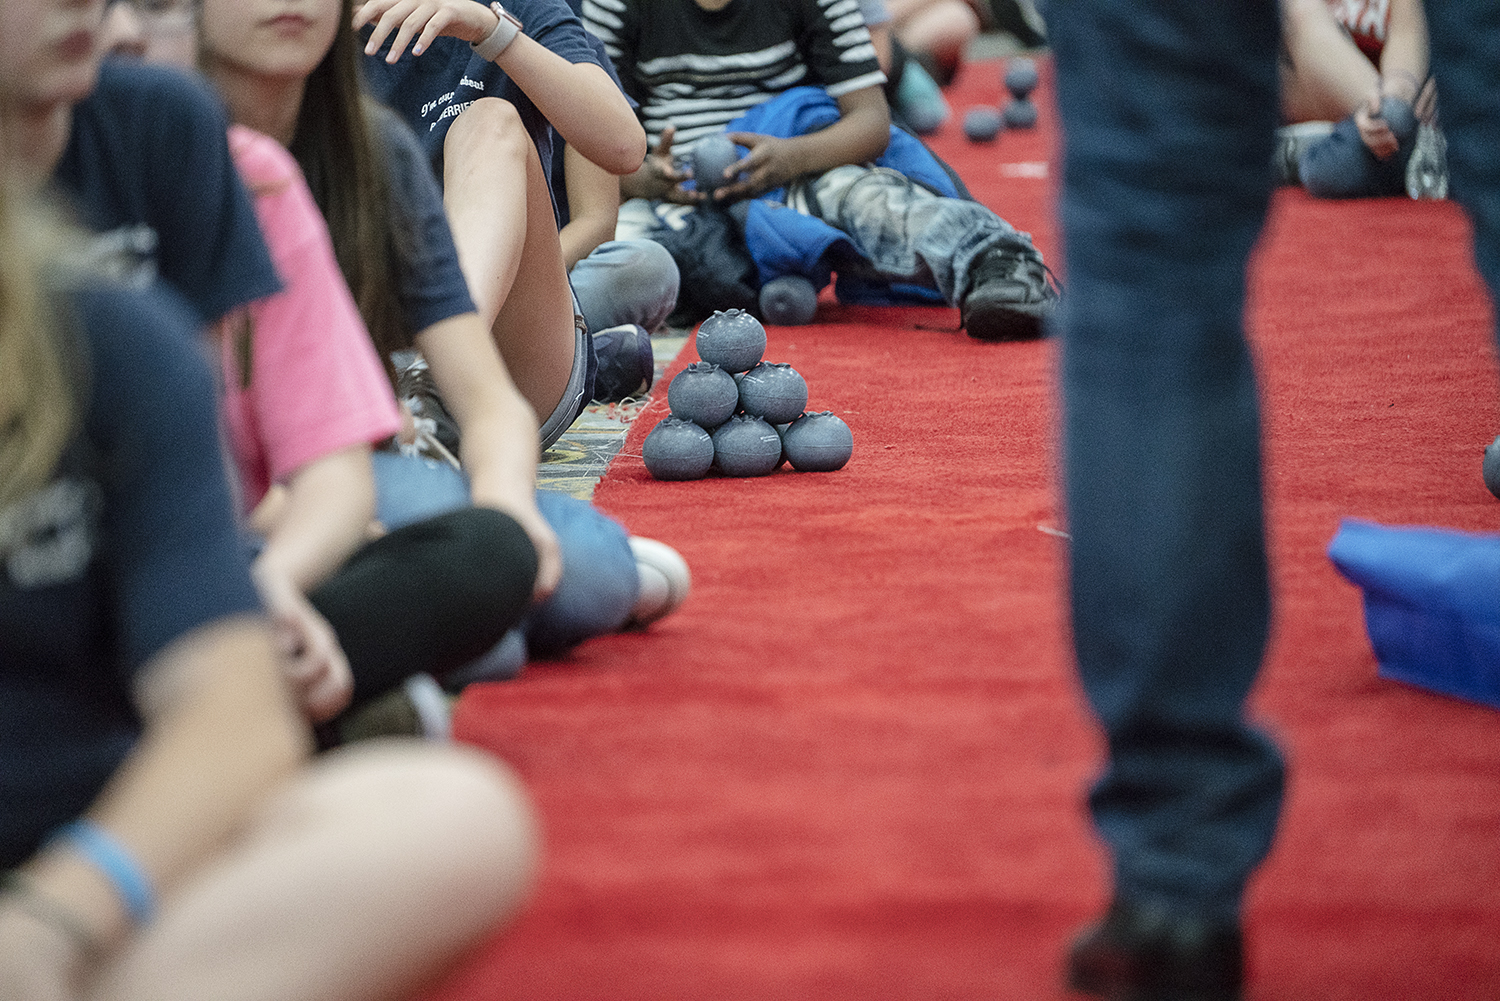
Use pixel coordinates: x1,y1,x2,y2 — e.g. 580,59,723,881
886,0,980,73
1279,0,1379,123
443,97,578,429
90,741,538,1001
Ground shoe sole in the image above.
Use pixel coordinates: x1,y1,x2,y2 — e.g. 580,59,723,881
964,302,1052,342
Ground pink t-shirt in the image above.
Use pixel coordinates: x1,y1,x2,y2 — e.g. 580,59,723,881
220,125,402,511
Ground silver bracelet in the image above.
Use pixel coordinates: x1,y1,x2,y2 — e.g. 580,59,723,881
472,2,522,62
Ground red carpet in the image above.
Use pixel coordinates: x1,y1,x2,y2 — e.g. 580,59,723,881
439,58,1500,1000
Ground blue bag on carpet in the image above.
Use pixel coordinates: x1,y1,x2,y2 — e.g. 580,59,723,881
1327,518,1500,709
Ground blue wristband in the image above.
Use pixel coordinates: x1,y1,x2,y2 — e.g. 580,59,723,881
52,820,156,924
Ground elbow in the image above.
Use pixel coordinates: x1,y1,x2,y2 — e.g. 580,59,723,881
603,129,648,177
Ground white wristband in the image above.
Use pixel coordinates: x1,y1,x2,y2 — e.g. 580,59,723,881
472,2,522,62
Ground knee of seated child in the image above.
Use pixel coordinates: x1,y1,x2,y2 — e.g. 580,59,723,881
444,96,530,166
324,741,540,915
578,239,681,332
524,492,639,655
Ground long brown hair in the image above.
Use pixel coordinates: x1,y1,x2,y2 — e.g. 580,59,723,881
0,178,78,508
287,0,409,376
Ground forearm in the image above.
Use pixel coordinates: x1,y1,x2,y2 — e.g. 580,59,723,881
493,38,645,174
1378,0,1430,101
780,91,890,177
251,447,376,595
560,217,613,272
452,387,541,514
17,619,309,954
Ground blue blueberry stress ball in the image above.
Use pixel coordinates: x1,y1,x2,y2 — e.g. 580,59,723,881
962,106,1003,143
667,361,739,429
1004,57,1039,99
695,308,766,374
737,362,808,426
712,415,783,477
1002,97,1038,129
783,411,853,472
692,133,742,201
643,417,715,481
759,275,819,326
1483,436,1500,499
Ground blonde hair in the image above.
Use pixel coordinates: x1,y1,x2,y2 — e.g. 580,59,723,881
0,179,79,509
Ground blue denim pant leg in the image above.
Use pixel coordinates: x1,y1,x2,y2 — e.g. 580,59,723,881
522,490,639,657
571,239,682,334
1426,1,1500,315
371,454,638,658
372,451,471,529
1050,0,1286,922
808,165,1037,305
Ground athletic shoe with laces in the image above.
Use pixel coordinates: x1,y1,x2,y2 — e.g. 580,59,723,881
396,355,462,461
591,323,656,403
626,536,690,628
960,242,1059,342
335,673,453,743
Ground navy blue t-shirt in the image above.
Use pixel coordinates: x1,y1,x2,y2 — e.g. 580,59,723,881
372,104,477,342
0,282,261,869
360,0,602,189
52,60,281,327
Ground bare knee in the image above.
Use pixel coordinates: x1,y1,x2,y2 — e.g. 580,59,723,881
444,97,531,182
355,741,540,918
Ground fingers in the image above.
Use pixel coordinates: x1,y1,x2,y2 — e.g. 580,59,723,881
654,125,676,157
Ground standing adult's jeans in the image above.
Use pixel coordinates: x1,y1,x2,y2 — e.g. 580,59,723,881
1049,0,1286,922
1049,0,1500,923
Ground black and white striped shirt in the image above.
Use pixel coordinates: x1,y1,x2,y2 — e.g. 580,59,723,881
581,0,886,153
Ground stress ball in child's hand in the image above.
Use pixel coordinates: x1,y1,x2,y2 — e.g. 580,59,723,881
783,411,853,472
693,134,741,200
695,308,766,374
737,362,808,426
643,417,715,481
1377,96,1418,146
759,275,819,326
962,106,1003,143
667,362,739,429
1004,57,1039,99
712,414,782,477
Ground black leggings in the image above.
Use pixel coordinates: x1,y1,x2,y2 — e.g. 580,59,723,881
309,507,537,712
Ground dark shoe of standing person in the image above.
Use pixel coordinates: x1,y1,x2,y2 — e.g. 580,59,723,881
1066,900,1244,1001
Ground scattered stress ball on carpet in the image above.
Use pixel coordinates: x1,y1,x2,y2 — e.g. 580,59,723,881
759,275,819,325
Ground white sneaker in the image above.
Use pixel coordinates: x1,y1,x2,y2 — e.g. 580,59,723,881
402,673,453,741
627,537,690,627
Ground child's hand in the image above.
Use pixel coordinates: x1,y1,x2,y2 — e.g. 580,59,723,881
354,0,496,62
623,126,702,205
1354,93,1399,161
715,132,806,202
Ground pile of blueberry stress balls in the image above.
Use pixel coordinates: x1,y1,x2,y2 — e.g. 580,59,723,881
642,309,854,480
